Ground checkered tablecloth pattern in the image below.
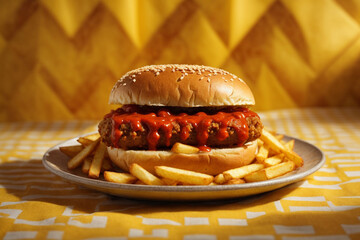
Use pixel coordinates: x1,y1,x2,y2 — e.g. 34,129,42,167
1,108,360,240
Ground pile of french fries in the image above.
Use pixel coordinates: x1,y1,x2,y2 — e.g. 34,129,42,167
60,129,303,186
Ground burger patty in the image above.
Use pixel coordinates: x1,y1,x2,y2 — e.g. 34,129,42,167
98,116,263,150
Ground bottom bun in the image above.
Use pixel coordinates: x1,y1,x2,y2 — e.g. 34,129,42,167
107,141,258,175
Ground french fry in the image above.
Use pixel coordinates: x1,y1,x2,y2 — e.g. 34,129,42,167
282,147,302,167
268,130,277,135
214,173,226,184
257,138,264,146
223,164,264,181
77,133,100,147
82,157,92,174
60,145,84,157
67,138,100,169
244,161,295,182
129,163,163,185
155,166,213,185
104,171,137,184
88,142,107,178
226,178,245,185
77,137,94,147
84,133,100,141
171,142,199,154
260,129,303,167
263,154,283,167
275,134,284,141
255,144,269,163
285,139,295,151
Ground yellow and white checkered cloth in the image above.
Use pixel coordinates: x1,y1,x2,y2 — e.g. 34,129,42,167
1,108,360,240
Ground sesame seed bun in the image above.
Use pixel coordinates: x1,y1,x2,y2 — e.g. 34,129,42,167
107,140,258,175
109,64,255,107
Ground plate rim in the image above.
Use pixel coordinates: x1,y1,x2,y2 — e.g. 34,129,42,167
42,133,325,195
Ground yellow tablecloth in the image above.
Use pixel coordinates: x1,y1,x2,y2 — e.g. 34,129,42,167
1,108,360,240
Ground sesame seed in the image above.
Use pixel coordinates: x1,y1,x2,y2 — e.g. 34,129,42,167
132,79,136,82
207,78,210,83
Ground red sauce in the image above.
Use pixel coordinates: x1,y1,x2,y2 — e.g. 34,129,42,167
106,105,259,151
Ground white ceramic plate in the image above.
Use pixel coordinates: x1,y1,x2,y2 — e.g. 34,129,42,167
42,134,325,201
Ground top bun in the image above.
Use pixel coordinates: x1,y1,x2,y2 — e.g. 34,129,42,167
109,64,255,107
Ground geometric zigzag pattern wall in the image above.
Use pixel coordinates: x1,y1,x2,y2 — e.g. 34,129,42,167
0,0,360,121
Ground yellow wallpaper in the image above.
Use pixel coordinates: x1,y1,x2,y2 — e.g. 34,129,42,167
0,0,360,121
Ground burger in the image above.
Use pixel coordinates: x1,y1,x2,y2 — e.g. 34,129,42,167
98,64,263,175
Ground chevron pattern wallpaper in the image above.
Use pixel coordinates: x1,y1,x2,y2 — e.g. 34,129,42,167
0,0,360,121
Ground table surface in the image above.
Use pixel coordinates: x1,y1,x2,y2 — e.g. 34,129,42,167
0,108,359,240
